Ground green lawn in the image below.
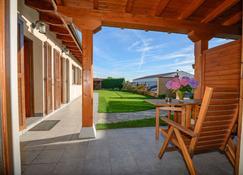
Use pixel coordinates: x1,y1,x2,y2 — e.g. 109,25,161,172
96,118,165,130
96,90,155,113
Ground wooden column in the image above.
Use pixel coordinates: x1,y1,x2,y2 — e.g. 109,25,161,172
194,40,208,99
82,30,94,127
0,0,13,174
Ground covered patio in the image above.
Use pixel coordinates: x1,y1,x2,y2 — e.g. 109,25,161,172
0,0,242,175
20,97,233,175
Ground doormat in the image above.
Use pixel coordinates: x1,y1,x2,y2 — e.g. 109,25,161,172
29,120,60,131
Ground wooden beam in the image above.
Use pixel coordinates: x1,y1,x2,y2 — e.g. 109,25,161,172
188,30,214,42
49,25,69,34
56,34,73,41
154,0,170,16
222,11,242,26
194,40,208,99
25,0,54,11
62,41,77,47
93,0,98,9
39,12,63,26
178,0,205,20
201,0,239,23
125,0,135,13
49,0,83,59
57,6,241,38
82,29,93,127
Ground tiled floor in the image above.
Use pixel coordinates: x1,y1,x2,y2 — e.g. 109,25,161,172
97,109,167,123
20,97,233,175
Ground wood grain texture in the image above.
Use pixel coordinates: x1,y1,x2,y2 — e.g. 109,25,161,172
82,30,94,127
54,49,62,110
24,37,34,118
0,0,13,173
44,42,53,114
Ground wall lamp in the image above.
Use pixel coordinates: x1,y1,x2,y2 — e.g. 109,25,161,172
62,47,69,55
31,21,46,34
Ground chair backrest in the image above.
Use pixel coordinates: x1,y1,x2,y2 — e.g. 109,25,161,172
189,87,239,154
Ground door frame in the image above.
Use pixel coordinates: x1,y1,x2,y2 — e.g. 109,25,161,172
24,36,34,118
0,0,13,174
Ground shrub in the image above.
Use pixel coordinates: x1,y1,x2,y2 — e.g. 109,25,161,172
102,78,125,89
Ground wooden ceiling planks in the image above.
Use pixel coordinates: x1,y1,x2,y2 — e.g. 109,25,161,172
201,0,240,23
223,11,242,25
25,0,82,62
56,0,241,40
178,0,205,20
154,0,171,16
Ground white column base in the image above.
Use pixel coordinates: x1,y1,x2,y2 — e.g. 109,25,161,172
79,124,96,139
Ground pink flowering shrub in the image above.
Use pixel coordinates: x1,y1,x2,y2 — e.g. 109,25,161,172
166,76,198,92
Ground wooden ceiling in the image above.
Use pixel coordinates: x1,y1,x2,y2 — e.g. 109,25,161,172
56,0,242,41
25,0,82,61
25,0,242,57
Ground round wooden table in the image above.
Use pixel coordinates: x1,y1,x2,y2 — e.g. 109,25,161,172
145,99,201,140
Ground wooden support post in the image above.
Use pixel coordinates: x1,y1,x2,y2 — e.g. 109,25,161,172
194,40,208,99
0,0,13,174
79,29,96,138
82,29,93,127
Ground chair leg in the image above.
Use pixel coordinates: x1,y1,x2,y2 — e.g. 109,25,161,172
158,126,174,159
174,128,196,175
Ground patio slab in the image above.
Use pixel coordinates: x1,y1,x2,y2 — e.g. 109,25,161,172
20,97,233,175
97,109,167,123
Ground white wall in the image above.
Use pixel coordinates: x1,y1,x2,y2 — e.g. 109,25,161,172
18,0,82,117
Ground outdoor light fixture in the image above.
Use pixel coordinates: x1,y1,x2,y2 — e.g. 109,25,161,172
31,21,46,34
62,47,69,55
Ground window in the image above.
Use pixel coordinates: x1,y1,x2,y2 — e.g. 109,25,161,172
72,65,76,84
72,64,82,85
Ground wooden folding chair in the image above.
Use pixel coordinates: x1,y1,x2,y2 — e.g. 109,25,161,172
158,87,239,175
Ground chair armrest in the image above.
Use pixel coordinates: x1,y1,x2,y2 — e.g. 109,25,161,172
161,117,196,137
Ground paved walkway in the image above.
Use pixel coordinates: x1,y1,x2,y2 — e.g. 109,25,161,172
20,97,233,175
97,109,167,123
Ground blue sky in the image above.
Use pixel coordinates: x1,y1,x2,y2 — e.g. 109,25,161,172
93,27,231,81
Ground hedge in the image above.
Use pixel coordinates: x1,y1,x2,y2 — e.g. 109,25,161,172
101,78,125,89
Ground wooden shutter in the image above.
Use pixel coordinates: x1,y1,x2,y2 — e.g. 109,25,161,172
61,56,66,103
17,19,26,130
66,59,70,103
54,49,61,109
44,42,53,114
24,37,34,118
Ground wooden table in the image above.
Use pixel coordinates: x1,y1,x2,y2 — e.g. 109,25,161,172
145,99,201,140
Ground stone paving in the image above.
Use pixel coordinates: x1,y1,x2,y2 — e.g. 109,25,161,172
97,109,167,123
20,97,233,175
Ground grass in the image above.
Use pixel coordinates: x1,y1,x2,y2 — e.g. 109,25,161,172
96,118,165,130
96,90,155,113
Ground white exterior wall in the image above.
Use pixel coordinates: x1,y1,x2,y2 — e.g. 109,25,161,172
17,0,82,118
133,77,157,87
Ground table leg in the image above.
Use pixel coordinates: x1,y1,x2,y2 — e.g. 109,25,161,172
181,107,186,127
185,105,192,128
174,111,178,123
156,107,160,140
168,111,171,119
